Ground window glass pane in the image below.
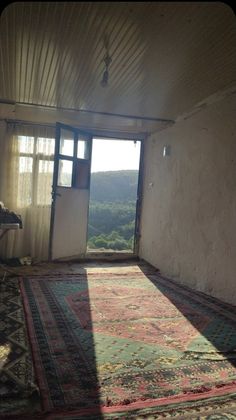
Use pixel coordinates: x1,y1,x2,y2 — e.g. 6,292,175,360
19,156,33,173
17,157,33,207
37,160,54,205
77,140,89,159
37,137,55,155
38,160,54,174
77,134,90,159
58,159,73,187
18,136,34,153
60,129,74,156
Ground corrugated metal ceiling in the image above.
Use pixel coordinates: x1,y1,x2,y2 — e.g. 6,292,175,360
0,2,235,129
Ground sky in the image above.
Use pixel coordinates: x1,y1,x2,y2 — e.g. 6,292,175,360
91,138,141,173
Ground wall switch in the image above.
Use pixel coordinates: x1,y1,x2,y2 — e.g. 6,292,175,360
163,145,171,156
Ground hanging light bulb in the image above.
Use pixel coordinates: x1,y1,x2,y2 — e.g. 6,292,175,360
100,52,112,88
100,70,108,87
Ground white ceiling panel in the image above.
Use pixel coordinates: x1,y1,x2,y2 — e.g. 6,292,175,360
0,2,235,132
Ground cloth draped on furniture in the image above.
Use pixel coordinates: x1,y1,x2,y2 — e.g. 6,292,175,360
20,265,236,418
0,123,55,261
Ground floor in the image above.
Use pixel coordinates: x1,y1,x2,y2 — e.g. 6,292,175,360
0,259,144,419
0,259,236,419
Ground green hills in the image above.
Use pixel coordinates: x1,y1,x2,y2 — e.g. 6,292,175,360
88,170,139,251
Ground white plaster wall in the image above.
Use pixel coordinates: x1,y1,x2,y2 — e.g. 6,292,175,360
139,95,236,305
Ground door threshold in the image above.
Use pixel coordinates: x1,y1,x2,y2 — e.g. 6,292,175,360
85,251,138,261
53,252,138,263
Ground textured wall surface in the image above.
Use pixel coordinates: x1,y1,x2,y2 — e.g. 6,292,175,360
139,95,236,305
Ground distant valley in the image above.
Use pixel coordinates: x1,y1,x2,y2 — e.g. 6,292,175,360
88,170,139,251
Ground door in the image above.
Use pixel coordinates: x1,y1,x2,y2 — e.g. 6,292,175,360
87,137,142,254
49,123,92,260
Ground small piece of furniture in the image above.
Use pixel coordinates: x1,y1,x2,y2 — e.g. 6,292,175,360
0,223,20,283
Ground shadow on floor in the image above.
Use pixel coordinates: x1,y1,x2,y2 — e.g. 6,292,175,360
5,259,236,418
138,262,236,369
20,267,103,418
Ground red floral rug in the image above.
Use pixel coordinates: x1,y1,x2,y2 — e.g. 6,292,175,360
20,266,236,417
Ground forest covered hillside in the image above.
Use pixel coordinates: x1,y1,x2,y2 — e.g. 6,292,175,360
88,170,139,251
89,170,139,202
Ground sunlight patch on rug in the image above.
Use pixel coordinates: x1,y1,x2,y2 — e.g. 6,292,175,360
20,267,236,417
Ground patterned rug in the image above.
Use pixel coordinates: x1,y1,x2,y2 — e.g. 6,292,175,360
0,277,38,397
20,265,236,417
0,277,40,417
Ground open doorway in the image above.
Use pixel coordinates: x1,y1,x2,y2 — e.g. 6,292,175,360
87,137,142,254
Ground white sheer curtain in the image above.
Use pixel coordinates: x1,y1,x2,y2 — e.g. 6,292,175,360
0,123,55,261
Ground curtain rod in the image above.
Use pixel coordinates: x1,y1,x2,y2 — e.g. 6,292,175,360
4,119,55,129
0,99,174,124
3,119,147,140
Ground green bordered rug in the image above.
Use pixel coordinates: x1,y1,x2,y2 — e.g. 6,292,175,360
20,266,236,418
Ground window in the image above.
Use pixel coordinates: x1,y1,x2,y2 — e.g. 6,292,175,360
56,129,91,189
17,136,55,207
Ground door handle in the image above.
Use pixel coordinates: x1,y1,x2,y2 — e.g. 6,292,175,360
51,191,61,198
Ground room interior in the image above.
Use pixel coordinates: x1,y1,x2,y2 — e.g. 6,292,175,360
0,2,236,418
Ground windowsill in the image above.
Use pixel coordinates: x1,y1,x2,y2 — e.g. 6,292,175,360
16,204,51,209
